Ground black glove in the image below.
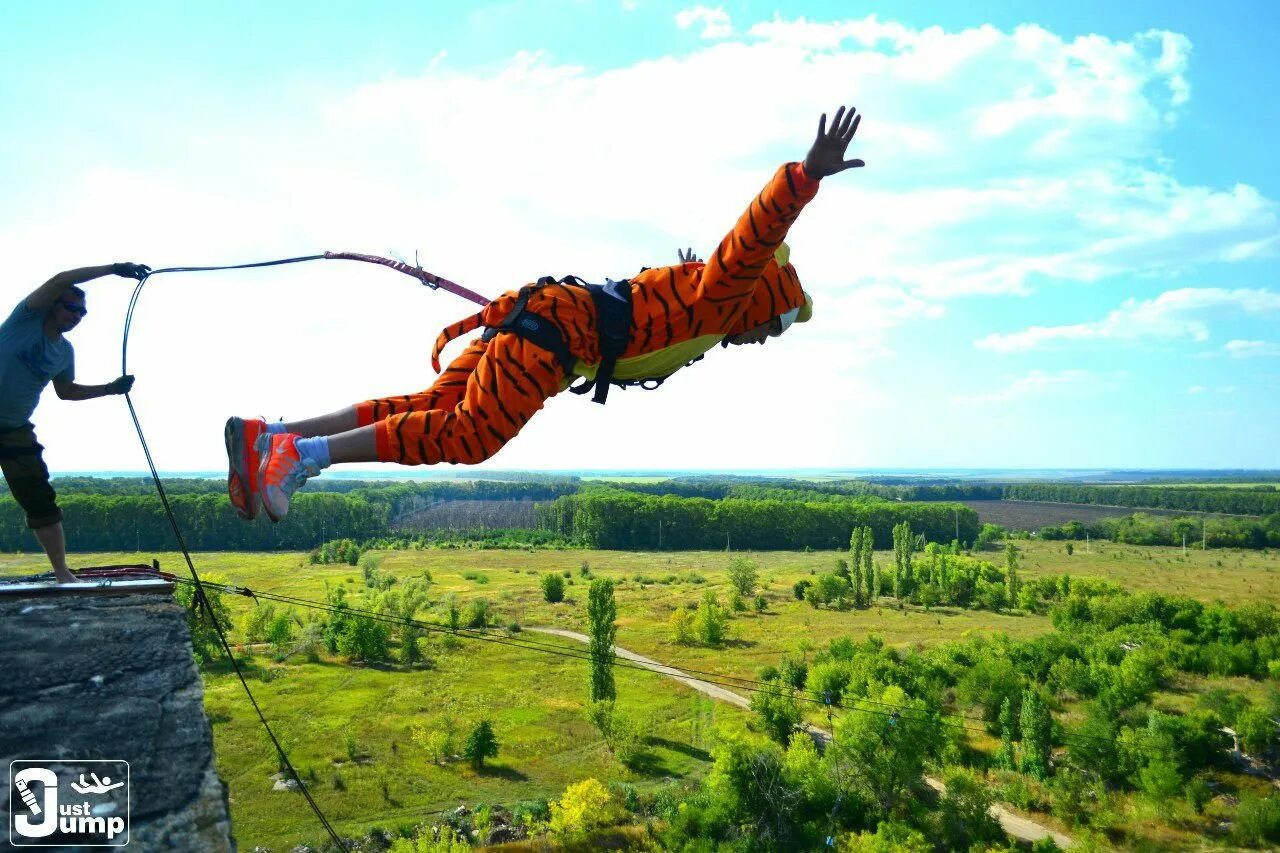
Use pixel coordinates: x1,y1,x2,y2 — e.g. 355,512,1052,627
112,262,152,280
106,375,135,395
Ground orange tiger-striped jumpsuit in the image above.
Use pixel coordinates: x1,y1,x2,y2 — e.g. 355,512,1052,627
353,161,821,466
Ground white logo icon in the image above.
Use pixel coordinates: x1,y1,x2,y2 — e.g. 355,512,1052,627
9,760,129,847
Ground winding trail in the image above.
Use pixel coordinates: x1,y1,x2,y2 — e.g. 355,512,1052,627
527,626,1072,849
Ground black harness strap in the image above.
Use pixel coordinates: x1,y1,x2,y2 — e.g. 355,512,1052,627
482,275,708,405
480,280,577,376
568,278,632,404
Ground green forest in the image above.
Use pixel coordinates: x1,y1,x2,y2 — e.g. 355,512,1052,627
5,476,1280,553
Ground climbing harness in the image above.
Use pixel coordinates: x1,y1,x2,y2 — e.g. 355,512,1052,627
467,273,696,404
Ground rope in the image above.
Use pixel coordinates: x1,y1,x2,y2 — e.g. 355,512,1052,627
111,251,488,850
120,268,349,852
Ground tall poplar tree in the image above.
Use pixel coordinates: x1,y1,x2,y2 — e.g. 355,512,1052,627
1019,688,1051,779
1005,541,1020,610
587,578,617,702
849,527,865,605
864,526,878,600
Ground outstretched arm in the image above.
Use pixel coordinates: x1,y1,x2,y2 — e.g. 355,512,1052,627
53,375,134,401
24,262,151,311
695,105,864,307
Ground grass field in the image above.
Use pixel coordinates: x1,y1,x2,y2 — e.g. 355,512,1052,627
962,499,1248,531
4,542,1280,850
1010,538,1280,606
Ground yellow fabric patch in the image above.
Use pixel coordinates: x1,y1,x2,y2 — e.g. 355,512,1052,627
567,334,725,386
775,241,790,267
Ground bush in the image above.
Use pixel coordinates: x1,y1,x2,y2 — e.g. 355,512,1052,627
750,686,801,744
540,572,565,603
1234,794,1280,847
466,598,490,629
726,556,759,597
669,606,696,645
696,591,730,646
549,778,612,838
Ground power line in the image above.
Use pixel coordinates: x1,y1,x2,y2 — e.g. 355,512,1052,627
121,272,348,852
171,575,1145,752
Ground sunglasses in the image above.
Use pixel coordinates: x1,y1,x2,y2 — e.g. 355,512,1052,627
58,300,87,317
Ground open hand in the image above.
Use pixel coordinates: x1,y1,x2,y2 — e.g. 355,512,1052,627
803,105,864,180
677,247,703,263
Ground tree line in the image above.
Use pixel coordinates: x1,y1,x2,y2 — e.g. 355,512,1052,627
534,489,980,550
1037,512,1280,550
0,492,387,551
1006,482,1280,516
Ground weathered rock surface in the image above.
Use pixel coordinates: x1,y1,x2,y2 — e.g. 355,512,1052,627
0,586,235,851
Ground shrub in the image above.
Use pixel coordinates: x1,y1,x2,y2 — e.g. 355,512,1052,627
696,591,730,646
549,778,612,838
751,685,801,744
726,556,759,597
1233,794,1280,847
669,607,696,645
465,598,490,629
540,572,566,603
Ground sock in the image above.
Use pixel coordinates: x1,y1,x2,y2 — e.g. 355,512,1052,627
295,436,332,469
266,421,288,435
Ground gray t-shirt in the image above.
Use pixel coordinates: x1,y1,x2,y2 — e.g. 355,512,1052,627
0,300,75,428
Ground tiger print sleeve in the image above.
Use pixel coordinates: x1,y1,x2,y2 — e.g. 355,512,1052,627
693,162,820,309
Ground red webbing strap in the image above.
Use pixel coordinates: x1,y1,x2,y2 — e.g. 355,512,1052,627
323,251,490,306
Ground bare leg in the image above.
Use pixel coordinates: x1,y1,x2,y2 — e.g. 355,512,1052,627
326,425,379,464
281,406,360,438
33,522,75,583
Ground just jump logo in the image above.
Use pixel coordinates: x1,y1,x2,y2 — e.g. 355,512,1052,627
9,760,130,847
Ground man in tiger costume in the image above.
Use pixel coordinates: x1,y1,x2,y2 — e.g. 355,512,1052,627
226,105,865,521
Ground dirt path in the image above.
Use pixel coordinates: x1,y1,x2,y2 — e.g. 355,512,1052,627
527,627,1072,849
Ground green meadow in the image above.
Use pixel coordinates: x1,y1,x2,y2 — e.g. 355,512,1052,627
4,541,1280,849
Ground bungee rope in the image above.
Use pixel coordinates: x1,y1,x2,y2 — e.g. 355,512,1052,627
113,250,487,852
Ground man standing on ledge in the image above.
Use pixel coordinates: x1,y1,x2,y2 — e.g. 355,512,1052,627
0,262,149,582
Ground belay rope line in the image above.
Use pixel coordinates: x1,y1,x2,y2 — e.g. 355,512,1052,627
118,252,487,852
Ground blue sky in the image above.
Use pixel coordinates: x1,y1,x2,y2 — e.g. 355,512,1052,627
2,1,1277,471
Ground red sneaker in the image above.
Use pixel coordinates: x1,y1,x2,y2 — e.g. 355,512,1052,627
258,433,320,523
224,417,267,520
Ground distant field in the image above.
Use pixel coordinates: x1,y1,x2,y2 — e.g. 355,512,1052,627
1011,538,1280,605
393,498,538,530
579,476,673,483
1155,482,1280,489
961,498,1228,530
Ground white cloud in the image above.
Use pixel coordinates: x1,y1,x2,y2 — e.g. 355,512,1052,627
950,369,1095,406
976,288,1280,352
1187,385,1205,394
675,5,731,39
1224,339,1280,358
3,13,1277,469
